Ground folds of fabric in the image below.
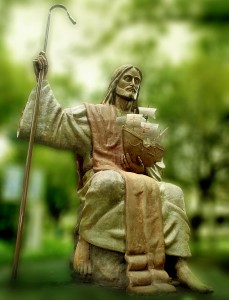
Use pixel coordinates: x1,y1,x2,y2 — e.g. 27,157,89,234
121,170,166,291
85,103,170,291
84,103,124,171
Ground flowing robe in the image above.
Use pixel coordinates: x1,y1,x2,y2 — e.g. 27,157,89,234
84,103,167,288
18,80,191,258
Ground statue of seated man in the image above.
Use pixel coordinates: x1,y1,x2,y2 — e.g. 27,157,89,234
18,52,213,295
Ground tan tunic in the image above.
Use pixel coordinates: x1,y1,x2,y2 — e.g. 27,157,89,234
18,80,191,257
84,103,167,287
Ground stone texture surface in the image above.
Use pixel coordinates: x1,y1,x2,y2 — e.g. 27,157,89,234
72,244,128,289
91,245,128,289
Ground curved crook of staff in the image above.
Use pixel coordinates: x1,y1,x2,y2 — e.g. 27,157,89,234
11,4,76,282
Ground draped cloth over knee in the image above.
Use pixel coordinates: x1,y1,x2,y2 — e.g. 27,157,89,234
84,103,167,289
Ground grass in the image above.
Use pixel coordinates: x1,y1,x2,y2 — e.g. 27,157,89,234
1,236,229,300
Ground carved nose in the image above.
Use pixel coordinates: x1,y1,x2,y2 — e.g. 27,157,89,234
130,78,136,86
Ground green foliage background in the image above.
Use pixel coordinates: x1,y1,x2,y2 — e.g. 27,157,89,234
0,0,229,299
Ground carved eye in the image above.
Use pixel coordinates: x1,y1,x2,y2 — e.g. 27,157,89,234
123,75,132,82
134,78,140,85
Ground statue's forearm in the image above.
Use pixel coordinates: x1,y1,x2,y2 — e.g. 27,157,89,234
18,80,64,147
17,81,90,152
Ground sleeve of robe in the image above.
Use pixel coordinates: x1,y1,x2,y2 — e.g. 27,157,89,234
17,80,91,157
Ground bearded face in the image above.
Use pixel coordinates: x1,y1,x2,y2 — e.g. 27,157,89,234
115,67,141,101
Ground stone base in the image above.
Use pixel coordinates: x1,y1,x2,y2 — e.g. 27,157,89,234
71,244,128,289
70,244,177,292
91,244,128,289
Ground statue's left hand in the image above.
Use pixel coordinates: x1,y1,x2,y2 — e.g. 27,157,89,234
121,153,145,174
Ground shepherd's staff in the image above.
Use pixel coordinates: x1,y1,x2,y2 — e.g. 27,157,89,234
11,4,76,281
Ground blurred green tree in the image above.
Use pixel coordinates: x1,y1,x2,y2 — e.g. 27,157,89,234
148,59,229,205
0,0,82,236
1,0,229,245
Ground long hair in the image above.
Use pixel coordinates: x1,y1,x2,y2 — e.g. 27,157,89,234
102,64,142,113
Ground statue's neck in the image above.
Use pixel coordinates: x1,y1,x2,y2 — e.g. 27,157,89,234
114,95,133,113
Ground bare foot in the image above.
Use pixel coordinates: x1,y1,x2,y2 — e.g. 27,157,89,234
73,236,92,276
175,258,213,294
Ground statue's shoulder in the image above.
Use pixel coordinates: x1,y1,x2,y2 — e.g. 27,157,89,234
65,104,87,117
85,103,108,108
85,103,114,112
85,103,116,122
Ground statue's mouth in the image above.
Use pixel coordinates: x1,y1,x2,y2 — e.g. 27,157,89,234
126,86,136,93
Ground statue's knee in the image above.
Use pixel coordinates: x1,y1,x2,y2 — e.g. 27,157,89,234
91,170,125,195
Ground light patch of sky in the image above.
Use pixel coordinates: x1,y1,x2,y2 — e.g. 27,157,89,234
157,22,196,64
102,23,158,65
0,134,11,162
5,1,196,96
5,1,106,96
